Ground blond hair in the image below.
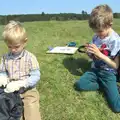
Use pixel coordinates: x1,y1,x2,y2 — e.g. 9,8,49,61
2,21,27,44
89,4,113,30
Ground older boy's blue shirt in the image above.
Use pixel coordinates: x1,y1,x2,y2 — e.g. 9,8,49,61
91,29,120,73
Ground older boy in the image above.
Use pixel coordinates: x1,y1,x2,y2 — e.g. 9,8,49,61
0,21,41,120
75,4,120,112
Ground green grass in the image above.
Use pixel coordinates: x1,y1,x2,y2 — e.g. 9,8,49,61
0,19,120,120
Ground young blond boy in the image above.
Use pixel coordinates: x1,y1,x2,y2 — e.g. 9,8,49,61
0,21,41,120
75,4,120,112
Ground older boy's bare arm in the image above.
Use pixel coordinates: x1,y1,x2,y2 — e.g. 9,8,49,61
86,44,119,69
100,54,119,69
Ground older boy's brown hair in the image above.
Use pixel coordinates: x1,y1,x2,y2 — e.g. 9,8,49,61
89,4,113,30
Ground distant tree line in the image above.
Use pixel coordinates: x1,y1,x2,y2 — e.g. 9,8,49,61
0,11,89,25
0,11,119,25
114,13,120,18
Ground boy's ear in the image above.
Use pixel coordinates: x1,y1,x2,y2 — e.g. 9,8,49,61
110,22,113,26
24,38,28,43
107,22,112,28
23,38,28,47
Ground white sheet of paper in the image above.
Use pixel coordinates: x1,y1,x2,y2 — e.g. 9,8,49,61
46,46,78,54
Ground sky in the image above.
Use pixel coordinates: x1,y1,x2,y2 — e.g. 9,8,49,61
0,0,120,15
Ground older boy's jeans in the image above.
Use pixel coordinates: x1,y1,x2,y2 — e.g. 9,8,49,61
75,68,120,113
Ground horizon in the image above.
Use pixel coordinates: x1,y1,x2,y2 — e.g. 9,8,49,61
0,11,120,16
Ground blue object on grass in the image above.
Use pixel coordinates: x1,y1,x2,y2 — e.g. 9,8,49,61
68,42,76,47
48,46,53,51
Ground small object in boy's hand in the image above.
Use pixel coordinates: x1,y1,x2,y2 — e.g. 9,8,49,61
67,42,76,47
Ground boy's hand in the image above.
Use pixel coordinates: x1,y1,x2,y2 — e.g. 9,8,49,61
4,81,20,93
0,76,9,87
4,80,28,93
86,44,102,59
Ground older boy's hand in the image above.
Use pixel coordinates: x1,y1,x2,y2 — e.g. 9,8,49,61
0,76,9,87
86,44,102,59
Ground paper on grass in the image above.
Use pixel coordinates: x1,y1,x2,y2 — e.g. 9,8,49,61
46,46,78,54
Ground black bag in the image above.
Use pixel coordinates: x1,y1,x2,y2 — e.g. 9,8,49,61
0,88,23,120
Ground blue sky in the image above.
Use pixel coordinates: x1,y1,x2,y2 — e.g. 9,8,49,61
1,0,120,15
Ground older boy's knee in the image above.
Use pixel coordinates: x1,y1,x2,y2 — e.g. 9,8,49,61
111,107,120,113
109,102,120,113
111,105,120,113
74,80,83,91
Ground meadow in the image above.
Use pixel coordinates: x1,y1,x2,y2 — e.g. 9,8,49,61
0,19,120,120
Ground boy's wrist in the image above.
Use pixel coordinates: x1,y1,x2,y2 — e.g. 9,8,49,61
98,52,105,60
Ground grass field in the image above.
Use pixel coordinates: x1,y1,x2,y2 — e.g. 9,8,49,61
0,19,120,120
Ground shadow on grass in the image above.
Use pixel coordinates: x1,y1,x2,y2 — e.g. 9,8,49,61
63,57,91,76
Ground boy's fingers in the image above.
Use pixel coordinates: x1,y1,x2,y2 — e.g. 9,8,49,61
89,44,97,48
86,48,94,54
4,89,11,93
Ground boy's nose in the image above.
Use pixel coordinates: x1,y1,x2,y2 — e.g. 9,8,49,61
11,48,16,52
